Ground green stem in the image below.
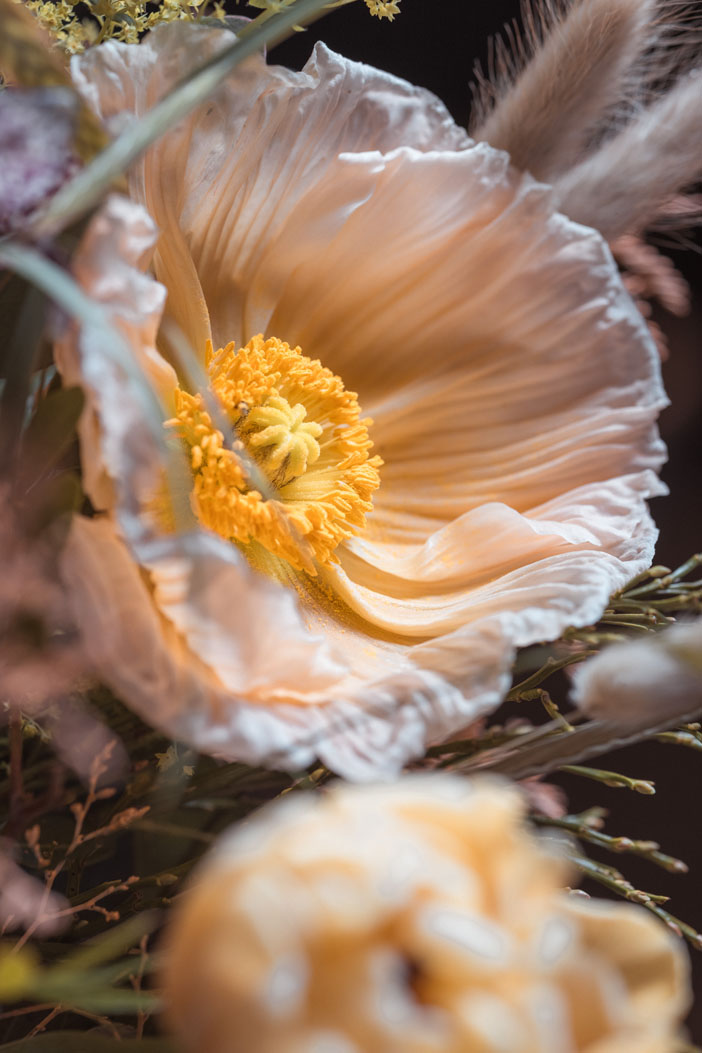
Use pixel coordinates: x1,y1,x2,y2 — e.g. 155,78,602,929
560,765,655,795
617,565,670,591
534,814,687,873
507,653,593,700
572,853,662,906
624,555,702,598
0,240,195,532
657,730,702,752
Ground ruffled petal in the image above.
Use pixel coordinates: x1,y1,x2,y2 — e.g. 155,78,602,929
325,473,662,641
62,516,506,779
260,147,665,518
71,25,470,355
563,897,691,1033
54,194,173,515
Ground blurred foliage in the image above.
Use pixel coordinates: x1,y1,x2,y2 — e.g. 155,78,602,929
0,556,700,1041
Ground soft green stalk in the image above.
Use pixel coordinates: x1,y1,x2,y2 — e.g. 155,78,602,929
571,853,702,951
0,243,163,440
560,765,656,795
534,813,687,873
507,652,594,699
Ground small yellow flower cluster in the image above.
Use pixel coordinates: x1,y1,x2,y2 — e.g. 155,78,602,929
245,0,400,22
20,0,225,54
155,744,195,776
22,0,397,54
364,0,399,19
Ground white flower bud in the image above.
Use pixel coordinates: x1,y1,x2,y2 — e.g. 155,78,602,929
572,619,702,726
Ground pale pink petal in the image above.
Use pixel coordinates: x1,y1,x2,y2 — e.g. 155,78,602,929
54,194,174,514
71,26,470,355
62,516,503,778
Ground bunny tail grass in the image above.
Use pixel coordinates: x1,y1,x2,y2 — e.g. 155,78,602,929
555,68,702,239
470,0,656,180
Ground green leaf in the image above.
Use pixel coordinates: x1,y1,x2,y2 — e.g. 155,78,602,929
21,470,83,537
0,274,36,379
0,282,47,461
0,240,194,532
0,944,40,1001
28,988,161,1015
19,385,85,484
0,243,164,443
0,1036,176,1052
19,916,163,1016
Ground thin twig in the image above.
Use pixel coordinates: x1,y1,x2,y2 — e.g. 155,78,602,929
129,934,150,1040
7,710,24,833
26,1005,61,1038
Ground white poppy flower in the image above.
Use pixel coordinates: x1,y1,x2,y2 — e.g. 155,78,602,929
57,25,666,777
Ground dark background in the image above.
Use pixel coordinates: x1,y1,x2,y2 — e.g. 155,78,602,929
269,0,702,1036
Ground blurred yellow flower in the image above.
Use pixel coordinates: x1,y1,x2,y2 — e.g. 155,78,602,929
162,776,690,1052
57,26,666,776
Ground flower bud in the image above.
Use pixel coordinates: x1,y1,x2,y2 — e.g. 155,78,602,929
572,619,702,726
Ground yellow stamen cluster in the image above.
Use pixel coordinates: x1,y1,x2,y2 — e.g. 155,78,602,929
166,335,381,573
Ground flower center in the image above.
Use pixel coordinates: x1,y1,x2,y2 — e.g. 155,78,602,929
243,395,322,487
166,335,381,574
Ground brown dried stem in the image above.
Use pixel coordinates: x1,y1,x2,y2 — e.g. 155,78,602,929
13,743,145,950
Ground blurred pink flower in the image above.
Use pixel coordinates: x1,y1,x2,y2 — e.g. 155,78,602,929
0,846,67,937
0,87,77,235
